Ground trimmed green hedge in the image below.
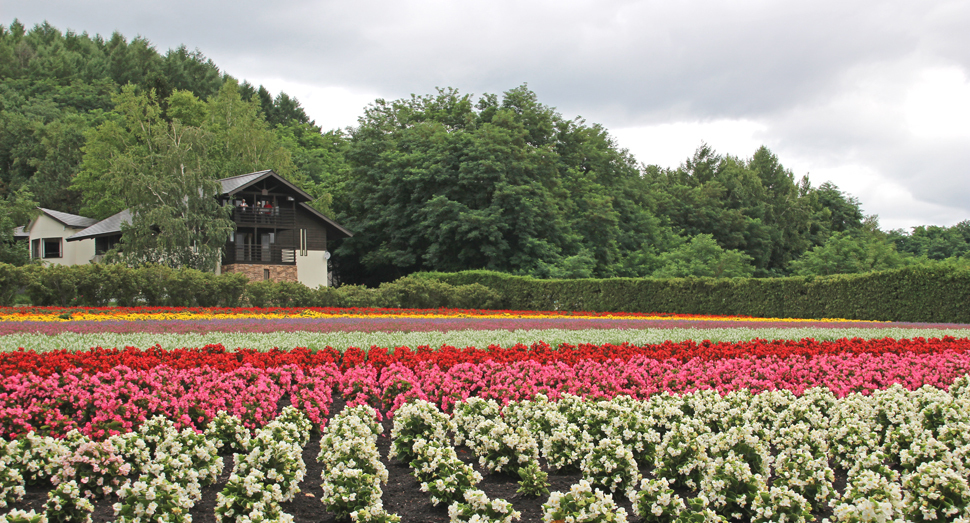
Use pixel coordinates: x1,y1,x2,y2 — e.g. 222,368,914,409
2,263,966,322
419,266,970,323
0,264,500,310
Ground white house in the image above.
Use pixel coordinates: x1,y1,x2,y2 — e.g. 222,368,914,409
25,208,99,266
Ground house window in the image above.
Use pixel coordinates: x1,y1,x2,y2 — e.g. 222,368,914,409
31,239,40,259
263,269,270,281
42,238,62,259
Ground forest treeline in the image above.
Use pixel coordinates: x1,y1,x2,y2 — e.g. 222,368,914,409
1,20,967,285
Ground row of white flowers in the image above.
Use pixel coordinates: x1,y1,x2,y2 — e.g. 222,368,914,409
5,374,970,522
113,415,222,523
214,407,309,523
3,414,234,523
318,404,399,523
453,397,545,486
392,400,519,523
7,326,966,353
437,376,970,522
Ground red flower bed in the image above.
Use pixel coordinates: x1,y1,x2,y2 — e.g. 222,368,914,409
2,336,968,377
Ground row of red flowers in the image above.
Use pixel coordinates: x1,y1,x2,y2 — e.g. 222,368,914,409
2,335,968,376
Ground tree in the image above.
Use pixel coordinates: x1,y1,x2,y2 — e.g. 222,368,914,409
651,234,755,278
74,85,236,270
888,221,970,261
788,230,916,276
117,116,232,271
0,186,37,265
334,86,665,285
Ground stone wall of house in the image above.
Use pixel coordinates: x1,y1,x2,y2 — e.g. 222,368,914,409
222,263,298,283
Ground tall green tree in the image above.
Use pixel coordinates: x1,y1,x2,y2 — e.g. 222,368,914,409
0,186,38,265
73,85,232,270
651,234,755,278
73,81,306,270
788,230,916,276
644,144,850,276
335,86,665,285
888,222,970,261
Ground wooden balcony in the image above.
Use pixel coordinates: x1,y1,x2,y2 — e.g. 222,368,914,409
231,207,296,228
224,244,296,265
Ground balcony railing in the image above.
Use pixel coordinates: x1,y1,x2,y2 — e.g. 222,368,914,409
231,207,296,227
224,245,296,265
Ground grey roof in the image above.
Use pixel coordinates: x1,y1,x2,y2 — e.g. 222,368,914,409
66,209,131,242
65,171,352,241
12,226,28,238
39,208,99,229
218,170,314,201
219,170,273,195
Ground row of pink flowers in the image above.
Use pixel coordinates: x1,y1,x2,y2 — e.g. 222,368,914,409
0,364,337,440
3,350,969,439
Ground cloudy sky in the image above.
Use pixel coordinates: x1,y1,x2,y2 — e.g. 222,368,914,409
7,0,970,230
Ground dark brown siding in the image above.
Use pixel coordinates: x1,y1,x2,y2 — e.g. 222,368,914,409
294,206,328,251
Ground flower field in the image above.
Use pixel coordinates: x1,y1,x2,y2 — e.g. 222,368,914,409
1,306,970,523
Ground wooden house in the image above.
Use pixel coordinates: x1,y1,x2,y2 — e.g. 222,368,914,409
66,170,352,286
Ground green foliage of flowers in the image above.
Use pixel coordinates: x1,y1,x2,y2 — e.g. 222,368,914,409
52,440,130,499
448,488,521,523
204,411,252,455
43,480,94,523
580,438,641,499
653,421,711,490
318,405,395,521
749,486,812,523
542,480,629,523
113,474,194,523
516,461,549,498
410,438,482,507
389,400,453,463
901,460,970,522
633,477,686,522
0,442,25,509
0,509,46,523
771,447,836,509
9,433,69,486
350,503,402,523
214,410,306,523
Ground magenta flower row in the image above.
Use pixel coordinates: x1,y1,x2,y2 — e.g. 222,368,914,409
2,350,968,440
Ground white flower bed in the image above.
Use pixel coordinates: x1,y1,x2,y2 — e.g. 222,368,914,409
3,375,970,522
7,326,968,353
214,409,309,523
318,405,399,522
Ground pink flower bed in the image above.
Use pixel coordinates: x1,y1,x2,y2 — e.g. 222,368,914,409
3,350,969,439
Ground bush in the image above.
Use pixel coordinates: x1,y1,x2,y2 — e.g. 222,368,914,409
376,275,500,309
424,265,970,322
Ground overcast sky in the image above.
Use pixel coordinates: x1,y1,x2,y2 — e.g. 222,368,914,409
6,0,970,230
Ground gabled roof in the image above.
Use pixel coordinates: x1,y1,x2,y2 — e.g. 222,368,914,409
299,202,353,238
219,170,273,195
66,209,132,242
65,170,352,242
12,226,28,238
218,170,313,202
38,208,99,229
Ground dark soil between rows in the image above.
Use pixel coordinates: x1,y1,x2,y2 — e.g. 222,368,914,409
10,394,847,522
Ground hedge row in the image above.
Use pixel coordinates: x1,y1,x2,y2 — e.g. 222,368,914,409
2,263,967,322
0,263,499,310
419,266,970,323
